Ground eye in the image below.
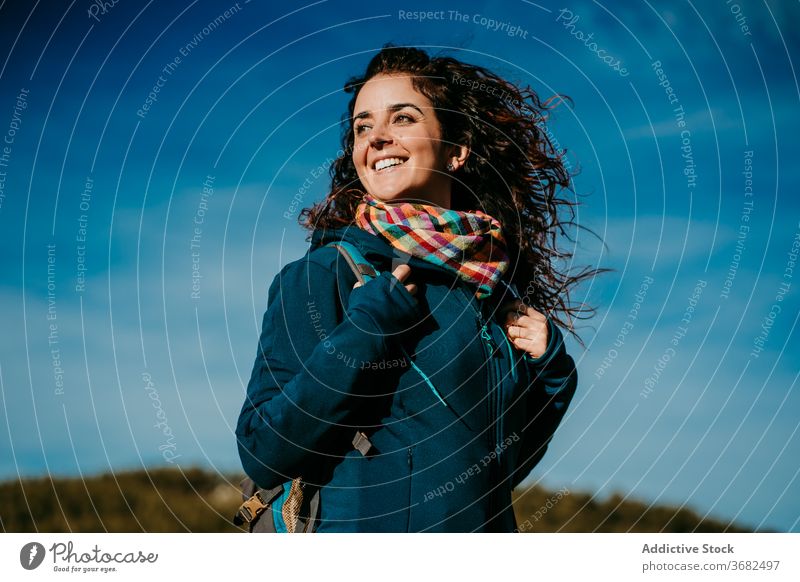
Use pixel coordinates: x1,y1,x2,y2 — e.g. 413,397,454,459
354,123,371,136
393,113,414,124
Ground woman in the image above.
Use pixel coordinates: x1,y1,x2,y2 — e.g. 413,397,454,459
236,46,594,532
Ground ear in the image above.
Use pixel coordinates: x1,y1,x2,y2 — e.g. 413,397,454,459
447,144,470,172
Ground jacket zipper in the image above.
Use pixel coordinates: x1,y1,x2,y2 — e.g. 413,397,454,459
407,447,414,532
478,308,505,525
459,283,508,523
481,315,504,466
457,283,505,451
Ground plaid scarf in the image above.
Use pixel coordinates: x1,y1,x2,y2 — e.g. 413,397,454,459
354,195,510,299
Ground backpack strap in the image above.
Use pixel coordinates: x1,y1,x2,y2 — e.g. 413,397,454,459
328,240,380,285
327,240,379,455
233,478,283,530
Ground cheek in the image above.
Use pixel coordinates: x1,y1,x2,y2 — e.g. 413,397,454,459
352,145,367,171
405,132,441,161
353,143,369,167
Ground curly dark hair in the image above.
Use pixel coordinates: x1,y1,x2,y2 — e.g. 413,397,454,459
299,45,602,340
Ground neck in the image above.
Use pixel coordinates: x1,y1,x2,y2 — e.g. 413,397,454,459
379,189,452,210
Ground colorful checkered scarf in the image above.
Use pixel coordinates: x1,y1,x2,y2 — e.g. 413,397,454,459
354,195,510,299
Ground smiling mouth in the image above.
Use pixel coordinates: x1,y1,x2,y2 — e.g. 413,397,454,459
373,157,408,172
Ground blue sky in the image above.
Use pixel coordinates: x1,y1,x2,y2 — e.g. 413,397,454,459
0,0,798,532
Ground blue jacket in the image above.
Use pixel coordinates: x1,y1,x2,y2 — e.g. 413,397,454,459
236,225,578,532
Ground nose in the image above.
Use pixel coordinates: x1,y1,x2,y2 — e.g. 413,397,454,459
367,121,392,148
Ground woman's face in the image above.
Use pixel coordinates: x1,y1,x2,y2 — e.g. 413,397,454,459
351,74,454,207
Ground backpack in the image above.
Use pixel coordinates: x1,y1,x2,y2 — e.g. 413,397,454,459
233,240,381,533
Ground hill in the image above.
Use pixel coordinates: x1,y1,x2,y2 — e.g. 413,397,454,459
0,468,752,532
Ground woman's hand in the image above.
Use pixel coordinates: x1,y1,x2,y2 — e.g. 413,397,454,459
347,264,420,337
353,264,417,296
499,300,549,359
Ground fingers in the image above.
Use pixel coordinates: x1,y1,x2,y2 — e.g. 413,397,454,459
507,322,548,357
507,323,547,341
506,314,546,329
503,302,548,358
509,335,545,358
502,303,546,326
392,264,416,295
392,263,412,282
352,265,416,296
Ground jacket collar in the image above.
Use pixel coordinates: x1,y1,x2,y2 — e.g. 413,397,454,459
309,225,453,276
309,225,521,302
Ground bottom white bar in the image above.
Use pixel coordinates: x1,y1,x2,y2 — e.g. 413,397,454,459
1,533,798,581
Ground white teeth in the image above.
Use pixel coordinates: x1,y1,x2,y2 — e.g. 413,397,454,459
374,157,406,171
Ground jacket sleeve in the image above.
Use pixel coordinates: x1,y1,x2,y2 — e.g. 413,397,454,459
236,253,419,489
511,318,578,489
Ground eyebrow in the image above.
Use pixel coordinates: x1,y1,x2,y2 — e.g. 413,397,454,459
353,102,425,121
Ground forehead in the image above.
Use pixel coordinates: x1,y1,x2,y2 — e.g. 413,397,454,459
353,74,433,112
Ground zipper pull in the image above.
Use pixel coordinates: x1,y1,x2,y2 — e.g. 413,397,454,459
475,299,500,356
480,323,500,356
